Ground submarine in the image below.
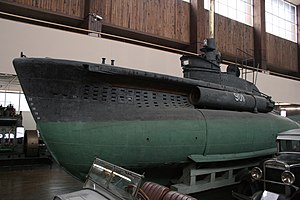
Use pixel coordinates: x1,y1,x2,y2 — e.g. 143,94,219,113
13,36,299,181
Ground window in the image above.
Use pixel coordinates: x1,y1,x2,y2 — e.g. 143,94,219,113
204,0,254,26
280,140,300,152
0,91,30,112
20,93,30,111
265,0,297,42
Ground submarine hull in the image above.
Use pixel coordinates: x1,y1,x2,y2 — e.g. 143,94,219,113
13,58,299,179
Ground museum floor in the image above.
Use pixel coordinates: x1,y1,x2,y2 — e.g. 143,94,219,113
0,163,82,200
0,162,235,200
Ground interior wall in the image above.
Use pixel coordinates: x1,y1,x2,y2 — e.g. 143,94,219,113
214,13,254,61
1,18,300,129
92,0,190,42
266,33,298,72
256,73,300,104
0,18,182,76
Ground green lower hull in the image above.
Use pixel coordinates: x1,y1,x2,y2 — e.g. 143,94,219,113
289,115,300,124
38,112,299,179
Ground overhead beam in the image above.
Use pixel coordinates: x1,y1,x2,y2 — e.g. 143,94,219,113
189,0,206,54
253,0,267,70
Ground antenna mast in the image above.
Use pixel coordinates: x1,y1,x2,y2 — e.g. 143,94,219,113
209,0,215,38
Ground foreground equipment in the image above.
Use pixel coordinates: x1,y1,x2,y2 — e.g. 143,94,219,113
0,104,23,157
233,129,300,200
54,158,196,200
0,104,50,166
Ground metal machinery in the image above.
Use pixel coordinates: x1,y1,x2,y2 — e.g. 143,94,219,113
54,158,197,200
0,104,51,166
0,104,23,158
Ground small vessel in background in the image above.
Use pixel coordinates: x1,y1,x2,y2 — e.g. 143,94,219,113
54,158,197,200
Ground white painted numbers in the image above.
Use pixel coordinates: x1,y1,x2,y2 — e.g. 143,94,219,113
233,93,245,102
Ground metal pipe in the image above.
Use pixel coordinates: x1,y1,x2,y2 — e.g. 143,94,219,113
209,0,215,38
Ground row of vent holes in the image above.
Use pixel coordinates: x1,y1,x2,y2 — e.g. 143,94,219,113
83,85,100,101
112,88,136,103
83,85,90,100
84,85,110,101
137,91,153,108
92,86,99,100
102,87,108,101
143,92,149,107
111,88,117,102
123,90,188,108
83,85,189,106
119,86,133,101
135,91,142,107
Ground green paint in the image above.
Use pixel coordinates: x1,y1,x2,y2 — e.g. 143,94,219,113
39,120,206,167
37,115,299,180
288,115,300,124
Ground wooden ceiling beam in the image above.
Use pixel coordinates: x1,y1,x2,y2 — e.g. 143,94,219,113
253,0,267,70
189,0,206,54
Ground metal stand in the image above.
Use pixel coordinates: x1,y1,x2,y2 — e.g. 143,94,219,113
171,162,259,194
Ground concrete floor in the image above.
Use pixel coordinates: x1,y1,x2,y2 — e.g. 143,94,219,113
0,162,235,200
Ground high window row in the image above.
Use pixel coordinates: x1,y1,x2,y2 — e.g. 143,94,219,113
203,0,297,42
265,0,297,42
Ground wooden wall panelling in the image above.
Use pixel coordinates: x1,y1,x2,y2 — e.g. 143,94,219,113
82,0,102,33
214,13,226,52
176,0,190,43
91,0,107,21
164,0,174,39
91,0,189,43
189,0,206,54
1,0,85,17
214,14,254,62
266,34,298,72
253,0,267,70
264,1,298,75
